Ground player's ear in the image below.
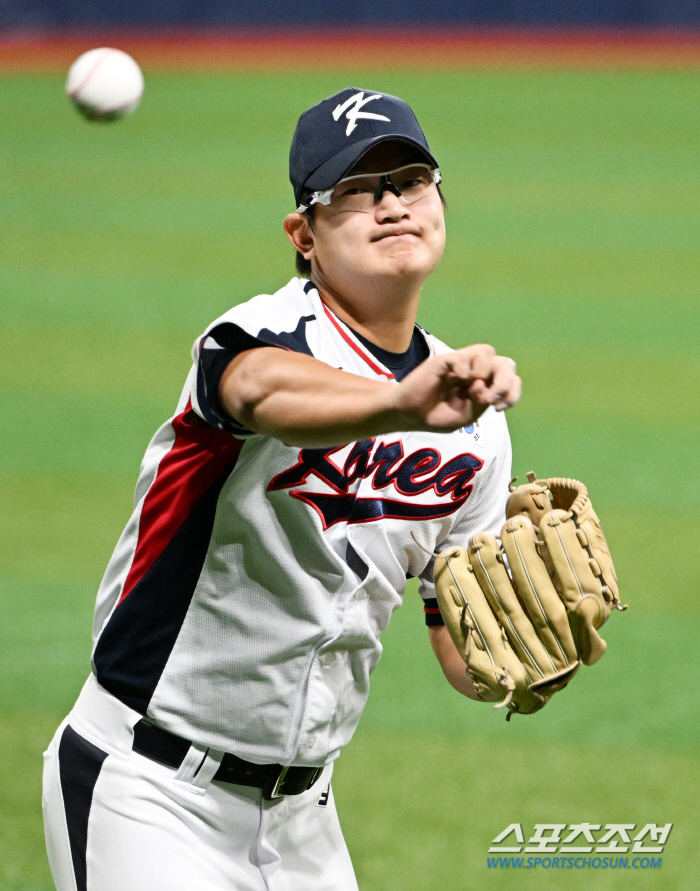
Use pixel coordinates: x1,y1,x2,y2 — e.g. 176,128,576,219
283,213,315,261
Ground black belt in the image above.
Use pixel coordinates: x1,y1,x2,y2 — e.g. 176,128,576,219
132,719,323,801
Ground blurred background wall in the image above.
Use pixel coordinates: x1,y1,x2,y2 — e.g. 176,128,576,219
2,0,700,30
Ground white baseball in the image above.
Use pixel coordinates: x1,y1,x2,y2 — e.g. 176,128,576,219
66,48,144,122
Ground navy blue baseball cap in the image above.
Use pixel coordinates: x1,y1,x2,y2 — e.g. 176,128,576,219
290,87,439,208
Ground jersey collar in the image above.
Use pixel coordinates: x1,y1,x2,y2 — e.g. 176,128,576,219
303,279,397,381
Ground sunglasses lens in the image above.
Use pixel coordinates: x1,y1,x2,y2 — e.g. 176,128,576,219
330,166,437,213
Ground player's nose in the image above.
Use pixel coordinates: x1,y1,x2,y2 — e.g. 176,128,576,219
374,191,410,223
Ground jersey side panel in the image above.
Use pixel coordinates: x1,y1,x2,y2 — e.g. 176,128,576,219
91,418,179,644
92,405,246,714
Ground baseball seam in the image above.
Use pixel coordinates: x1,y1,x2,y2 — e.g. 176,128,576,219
67,47,113,100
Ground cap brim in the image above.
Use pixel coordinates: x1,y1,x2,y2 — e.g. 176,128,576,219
302,135,439,195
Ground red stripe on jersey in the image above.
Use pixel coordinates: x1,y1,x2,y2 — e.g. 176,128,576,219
321,302,395,380
423,607,442,614
118,404,243,605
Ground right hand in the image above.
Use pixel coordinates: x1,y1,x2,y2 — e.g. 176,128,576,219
392,344,521,433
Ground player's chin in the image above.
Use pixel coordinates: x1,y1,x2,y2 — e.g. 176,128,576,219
373,245,435,277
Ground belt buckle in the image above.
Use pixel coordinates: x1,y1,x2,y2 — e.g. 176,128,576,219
267,766,323,800
268,766,291,800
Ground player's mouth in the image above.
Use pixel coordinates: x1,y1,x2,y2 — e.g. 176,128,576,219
370,227,422,242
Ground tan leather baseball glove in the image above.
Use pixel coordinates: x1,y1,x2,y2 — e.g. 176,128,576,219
433,473,626,720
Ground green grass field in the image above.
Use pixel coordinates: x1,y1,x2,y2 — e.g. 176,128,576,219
1,68,699,890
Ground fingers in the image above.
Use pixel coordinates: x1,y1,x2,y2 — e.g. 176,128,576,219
443,346,521,412
488,357,522,412
394,343,521,434
441,344,495,384
467,344,497,382
495,376,522,412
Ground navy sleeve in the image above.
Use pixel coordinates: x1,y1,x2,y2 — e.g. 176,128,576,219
196,323,281,435
196,313,317,434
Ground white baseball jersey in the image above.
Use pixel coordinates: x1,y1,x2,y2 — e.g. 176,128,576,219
89,277,512,768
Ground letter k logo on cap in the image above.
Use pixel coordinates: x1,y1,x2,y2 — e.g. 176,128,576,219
332,92,391,137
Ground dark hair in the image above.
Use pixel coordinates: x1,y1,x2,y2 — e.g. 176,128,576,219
293,185,446,276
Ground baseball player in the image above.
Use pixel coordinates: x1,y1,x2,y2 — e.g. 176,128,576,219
42,87,521,891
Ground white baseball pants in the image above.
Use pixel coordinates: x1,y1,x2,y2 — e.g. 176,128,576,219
42,676,359,891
